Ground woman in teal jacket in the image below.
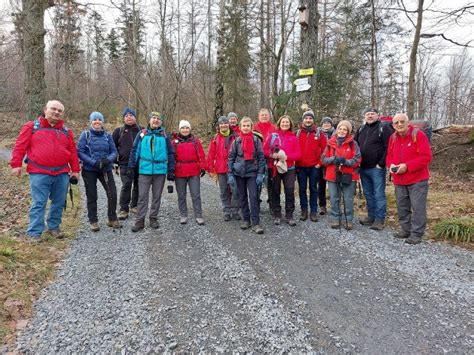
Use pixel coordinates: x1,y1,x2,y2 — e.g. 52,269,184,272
128,112,175,231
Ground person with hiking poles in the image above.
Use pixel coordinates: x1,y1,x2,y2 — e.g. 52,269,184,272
10,100,80,241
317,116,335,216
386,113,432,245
228,117,266,234
295,110,327,222
322,120,361,230
77,112,120,232
171,120,207,225
354,108,393,230
207,115,240,221
112,107,141,220
264,115,301,226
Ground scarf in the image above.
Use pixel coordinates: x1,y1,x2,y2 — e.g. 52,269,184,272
220,128,231,137
240,132,254,161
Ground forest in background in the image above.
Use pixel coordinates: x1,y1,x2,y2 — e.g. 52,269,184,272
0,0,472,131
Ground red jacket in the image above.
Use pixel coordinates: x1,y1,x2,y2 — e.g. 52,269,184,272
386,126,432,185
296,125,327,167
207,132,236,174
10,116,80,175
171,134,206,178
263,129,301,172
230,125,240,134
322,135,361,182
254,122,276,144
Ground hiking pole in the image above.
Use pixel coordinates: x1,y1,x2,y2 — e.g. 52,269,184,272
340,180,348,229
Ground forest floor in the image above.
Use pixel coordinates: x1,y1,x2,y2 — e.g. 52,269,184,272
0,113,472,351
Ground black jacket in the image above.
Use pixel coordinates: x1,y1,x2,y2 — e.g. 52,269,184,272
112,124,141,166
354,120,392,169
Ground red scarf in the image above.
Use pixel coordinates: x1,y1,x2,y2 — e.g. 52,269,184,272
240,132,254,160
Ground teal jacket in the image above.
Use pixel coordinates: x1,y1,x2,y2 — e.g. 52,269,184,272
128,127,175,175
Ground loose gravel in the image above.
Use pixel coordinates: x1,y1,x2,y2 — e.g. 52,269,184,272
15,176,473,353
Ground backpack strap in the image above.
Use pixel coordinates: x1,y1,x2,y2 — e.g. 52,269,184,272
32,119,69,136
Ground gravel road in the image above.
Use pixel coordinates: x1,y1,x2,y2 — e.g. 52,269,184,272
15,176,473,353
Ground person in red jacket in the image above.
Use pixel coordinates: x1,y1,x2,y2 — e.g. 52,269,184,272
207,116,240,221
386,113,432,245
296,110,327,222
10,100,80,241
322,120,361,230
254,108,277,210
264,115,301,226
171,120,207,225
227,112,240,134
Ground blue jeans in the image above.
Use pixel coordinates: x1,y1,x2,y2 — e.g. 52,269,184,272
328,181,356,223
360,167,387,222
28,173,69,237
297,167,321,212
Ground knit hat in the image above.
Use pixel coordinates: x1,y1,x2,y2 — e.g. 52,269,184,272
227,112,238,119
302,110,315,120
122,107,136,118
321,116,333,125
148,111,161,120
363,107,378,115
218,116,229,124
179,120,191,130
337,120,352,134
89,111,104,122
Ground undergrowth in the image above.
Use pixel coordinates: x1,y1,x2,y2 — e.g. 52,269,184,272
434,218,473,243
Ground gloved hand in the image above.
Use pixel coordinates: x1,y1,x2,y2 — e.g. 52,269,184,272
113,164,119,175
200,169,206,177
100,158,110,170
126,168,134,179
69,176,79,185
167,172,175,181
94,159,104,170
334,156,345,165
256,174,264,188
227,174,236,186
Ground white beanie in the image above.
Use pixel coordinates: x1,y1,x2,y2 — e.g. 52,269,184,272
179,120,191,130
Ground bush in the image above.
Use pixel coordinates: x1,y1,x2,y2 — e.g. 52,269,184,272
434,217,473,243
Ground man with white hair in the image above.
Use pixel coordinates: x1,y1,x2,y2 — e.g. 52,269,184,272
10,100,80,241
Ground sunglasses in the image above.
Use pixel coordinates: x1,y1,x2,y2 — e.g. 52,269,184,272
392,121,407,125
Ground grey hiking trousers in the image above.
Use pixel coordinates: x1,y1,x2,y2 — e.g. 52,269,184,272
217,173,240,216
175,176,203,218
394,179,429,237
136,174,166,222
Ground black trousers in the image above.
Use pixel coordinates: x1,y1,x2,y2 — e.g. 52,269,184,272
119,166,139,212
271,169,296,218
82,170,118,223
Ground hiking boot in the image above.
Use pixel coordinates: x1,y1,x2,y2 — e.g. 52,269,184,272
252,224,264,234
300,210,308,221
118,210,129,220
405,235,422,245
319,207,327,215
180,217,188,224
274,217,281,225
359,216,374,226
330,222,339,229
131,220,144,232
149,219,160,229
130,207,138,214
107,220,122,229
24,236,42,244
394,230,410,239
345,222,353,230
196,218,205,225
240,220,251,230
370,220,384,231
287,218,296,226
224,214,232,222
232,212,242,220
47,229,64,239
90,223,100,232
310,212,318,222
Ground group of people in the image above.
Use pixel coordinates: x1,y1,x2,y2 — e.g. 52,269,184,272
10,100,432,245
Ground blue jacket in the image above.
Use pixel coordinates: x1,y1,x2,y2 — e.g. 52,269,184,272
78,129,117,172
228,136,266,178
128,126,175,175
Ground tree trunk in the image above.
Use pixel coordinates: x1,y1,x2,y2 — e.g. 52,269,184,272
299,0,319,110
16,0,54,118
407,0,424,119
213,0,225,125
370,0,378,108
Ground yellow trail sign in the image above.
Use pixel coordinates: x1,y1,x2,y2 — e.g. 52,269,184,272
299,68,314,76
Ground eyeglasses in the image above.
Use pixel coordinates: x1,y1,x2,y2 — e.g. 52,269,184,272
392,121,407,125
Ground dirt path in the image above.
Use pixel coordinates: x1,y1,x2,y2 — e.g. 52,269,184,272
15,176,473,353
